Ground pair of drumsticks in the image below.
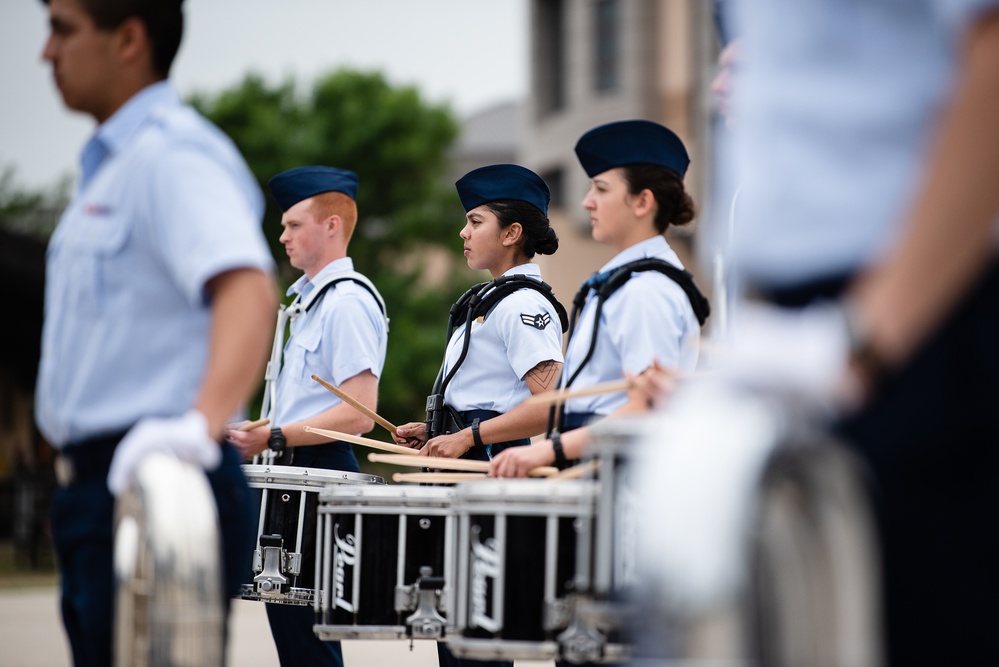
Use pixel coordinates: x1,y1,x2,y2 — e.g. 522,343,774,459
304,374,619,482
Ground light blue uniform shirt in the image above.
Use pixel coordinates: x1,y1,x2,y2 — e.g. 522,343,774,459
443,264,565,413
563,236,700,416
274,258,387,427
35,82,273,447
728,0,999,288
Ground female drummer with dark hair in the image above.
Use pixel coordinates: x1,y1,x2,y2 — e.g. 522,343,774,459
393,164,566,465
490,119,710,478
394,164,566,667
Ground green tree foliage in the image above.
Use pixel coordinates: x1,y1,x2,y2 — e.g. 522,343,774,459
190,69,477,428
0,167,44,217
0,165,71,239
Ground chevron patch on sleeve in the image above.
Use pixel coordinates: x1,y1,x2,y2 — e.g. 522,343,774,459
521,312,551,330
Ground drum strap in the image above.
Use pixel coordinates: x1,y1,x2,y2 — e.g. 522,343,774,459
289,270,388,321
259,270,388,428
547,258,710,435
425,276,567,440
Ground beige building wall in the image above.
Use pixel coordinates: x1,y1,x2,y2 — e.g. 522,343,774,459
519,0,714,310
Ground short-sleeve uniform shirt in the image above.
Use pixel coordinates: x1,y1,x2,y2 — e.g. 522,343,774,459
443,264,564,413
35,82,272,447
274,258,388,427
563,236,700,416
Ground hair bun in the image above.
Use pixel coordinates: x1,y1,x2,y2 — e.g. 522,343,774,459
535,225,560,255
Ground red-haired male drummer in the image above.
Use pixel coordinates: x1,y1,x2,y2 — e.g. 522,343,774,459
226,166,389,667
35,0,277,665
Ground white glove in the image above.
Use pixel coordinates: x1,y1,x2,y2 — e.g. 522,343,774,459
107,409,222,496
717,301,852,411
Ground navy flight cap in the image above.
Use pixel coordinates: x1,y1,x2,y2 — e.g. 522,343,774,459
268,166,359,212
574,120,690,178
455,164,550,216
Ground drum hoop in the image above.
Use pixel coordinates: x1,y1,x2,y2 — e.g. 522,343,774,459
241,464,383,487
318,484,454,504
452,478,597,504
318,503,453,515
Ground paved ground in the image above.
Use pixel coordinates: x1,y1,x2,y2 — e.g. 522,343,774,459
0,586,555,667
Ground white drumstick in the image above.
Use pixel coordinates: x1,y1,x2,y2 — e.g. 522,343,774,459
392,472,489,484
303,426,420,456
368,452,558,478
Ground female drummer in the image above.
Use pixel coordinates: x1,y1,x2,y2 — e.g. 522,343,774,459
393,164,565,463
394,164,565,667
490,119,709,478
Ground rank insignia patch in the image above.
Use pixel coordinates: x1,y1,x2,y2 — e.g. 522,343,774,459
521,312,551,330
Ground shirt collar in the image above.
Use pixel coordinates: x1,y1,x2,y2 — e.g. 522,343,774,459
90,81,179,158
598,235,670,273
79,82,179,189
286,257,356,298
500,262,542,279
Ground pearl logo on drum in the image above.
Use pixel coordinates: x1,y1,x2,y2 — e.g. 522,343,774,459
333,523,358,613
469,528,502,633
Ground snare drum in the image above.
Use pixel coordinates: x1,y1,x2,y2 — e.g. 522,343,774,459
560,416,655,664
587,415,654,600
445,479,596,662
314,484,455,640
239,464,384,605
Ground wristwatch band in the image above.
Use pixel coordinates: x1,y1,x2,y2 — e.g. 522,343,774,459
841,300,891,388
267,426,287,452
551,431,569,469
471,418,485,448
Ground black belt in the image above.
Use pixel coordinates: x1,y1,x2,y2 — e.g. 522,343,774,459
55,430,129,487
754,272,851,310
561,412,599,432
275,440,349,467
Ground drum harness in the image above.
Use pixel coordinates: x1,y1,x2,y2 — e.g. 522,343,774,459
425,275,569,442
547,258,711,438
258,270,388,464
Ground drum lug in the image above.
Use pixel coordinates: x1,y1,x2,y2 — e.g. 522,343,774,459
254,534,290,595
557,597,609,665
283,552,301,576
394,584,417,612
544,597,573,631
405,566,447,639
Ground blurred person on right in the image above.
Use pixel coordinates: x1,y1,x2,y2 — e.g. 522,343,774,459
716,1,999,664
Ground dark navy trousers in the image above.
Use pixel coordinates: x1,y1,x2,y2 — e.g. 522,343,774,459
763,262,999,666
831,266,999,666
262,441,357,667
438,410,520,667
50,441,256,667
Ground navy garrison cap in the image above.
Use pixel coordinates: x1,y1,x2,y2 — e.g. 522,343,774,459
574,120,690,178
714,0,737,45
268,166,359,212
455,164,550,216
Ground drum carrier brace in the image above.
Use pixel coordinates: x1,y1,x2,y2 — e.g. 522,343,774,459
258,269,388,462
548,258,710,436
425,275,568,440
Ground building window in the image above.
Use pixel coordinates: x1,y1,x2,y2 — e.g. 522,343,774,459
594,0,619,93
535,0,566,115
539,167,565,211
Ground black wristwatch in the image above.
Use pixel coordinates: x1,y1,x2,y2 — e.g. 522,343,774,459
268,426,287,452
471,418,485,448
551,431,569,469
841,300,892,390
